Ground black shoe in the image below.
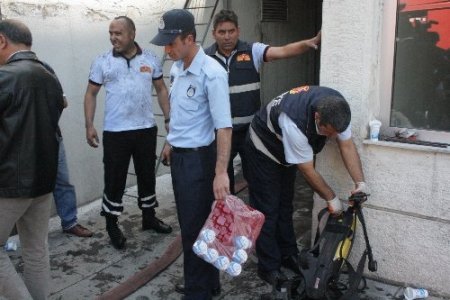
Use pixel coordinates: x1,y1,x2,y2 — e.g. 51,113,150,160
175,283,221,297
281,254,301,274
142,215,172,234
257,269,288,285
105,215,126,249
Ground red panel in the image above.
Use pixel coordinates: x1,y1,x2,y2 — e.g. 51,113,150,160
400,0,450,11
399,0,450,49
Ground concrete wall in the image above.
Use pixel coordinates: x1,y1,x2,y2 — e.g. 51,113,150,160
0,0,185,207
224,0,261,45
319,0,450,296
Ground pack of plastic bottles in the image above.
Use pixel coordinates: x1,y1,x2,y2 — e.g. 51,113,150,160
193,195,265,276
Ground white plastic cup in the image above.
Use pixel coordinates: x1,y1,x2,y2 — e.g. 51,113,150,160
232,249,248,264
204,248,219,263
233,236,252,250
213,256,230,271
404,287,429,300
192,240,208,256
200,229,216,244
369,119,382,141
226,261,242,276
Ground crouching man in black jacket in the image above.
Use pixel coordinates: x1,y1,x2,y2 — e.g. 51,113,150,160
0,20,64,300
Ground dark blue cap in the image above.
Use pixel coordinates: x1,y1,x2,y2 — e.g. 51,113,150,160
151,9,195,46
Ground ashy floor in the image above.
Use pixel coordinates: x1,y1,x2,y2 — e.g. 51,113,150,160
6,172,447,299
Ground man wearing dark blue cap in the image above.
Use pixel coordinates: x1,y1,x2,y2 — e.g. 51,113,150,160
151,9,232,300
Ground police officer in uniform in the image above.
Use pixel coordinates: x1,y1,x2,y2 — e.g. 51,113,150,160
151,9,232,300
205,10,321,194
245,85,369,285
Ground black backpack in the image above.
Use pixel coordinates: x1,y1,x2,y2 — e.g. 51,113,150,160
297,193,377,300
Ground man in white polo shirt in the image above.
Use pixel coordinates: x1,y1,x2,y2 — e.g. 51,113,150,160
84,16,172,250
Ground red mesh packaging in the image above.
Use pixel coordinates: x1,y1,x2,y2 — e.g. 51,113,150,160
192,195,265,276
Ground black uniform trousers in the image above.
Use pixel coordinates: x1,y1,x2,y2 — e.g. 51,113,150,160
102,127,158,216
170,143,220,300
245,137,299,272
227,126,249,194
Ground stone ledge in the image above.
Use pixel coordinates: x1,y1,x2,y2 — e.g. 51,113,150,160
363,139,450,154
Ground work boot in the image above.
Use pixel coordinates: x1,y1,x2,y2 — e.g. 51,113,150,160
142,208,172,234
281,254,301,274
257,269,288,286
105,214,126,249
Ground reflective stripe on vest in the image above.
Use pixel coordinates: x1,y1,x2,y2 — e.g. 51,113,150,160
265,98,284,141
229,82,261,94
232,115,254,125
249,126,291,166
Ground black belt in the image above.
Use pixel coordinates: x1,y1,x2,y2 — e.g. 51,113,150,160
171,144,211,153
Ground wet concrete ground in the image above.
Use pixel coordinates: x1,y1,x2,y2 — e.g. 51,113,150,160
6,169,448,300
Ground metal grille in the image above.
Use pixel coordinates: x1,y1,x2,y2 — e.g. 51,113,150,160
261,0,288,22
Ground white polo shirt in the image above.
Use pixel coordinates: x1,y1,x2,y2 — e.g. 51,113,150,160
88,44,163,132
279,112,352,164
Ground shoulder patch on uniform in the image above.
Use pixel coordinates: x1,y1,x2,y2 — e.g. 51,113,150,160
289,85,310,94
236,53,251,62
140,65,152,73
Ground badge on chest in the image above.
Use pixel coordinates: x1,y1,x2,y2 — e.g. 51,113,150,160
187,84,196,97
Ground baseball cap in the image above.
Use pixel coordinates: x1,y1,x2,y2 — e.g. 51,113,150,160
151,9,195,46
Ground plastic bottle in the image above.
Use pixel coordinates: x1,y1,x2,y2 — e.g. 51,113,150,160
213,256,230,271
232,249,248,264
233,235,252,250
226,261,242,276
404,287,429,300
204,248,219,263
192,240,208,256
200,229,216,244
4,239,18,251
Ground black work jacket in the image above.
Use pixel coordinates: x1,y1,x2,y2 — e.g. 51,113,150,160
0,51,63,198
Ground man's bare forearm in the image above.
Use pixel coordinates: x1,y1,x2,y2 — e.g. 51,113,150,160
215,128,232,174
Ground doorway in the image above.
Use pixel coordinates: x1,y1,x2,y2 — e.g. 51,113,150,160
260,0,323,103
